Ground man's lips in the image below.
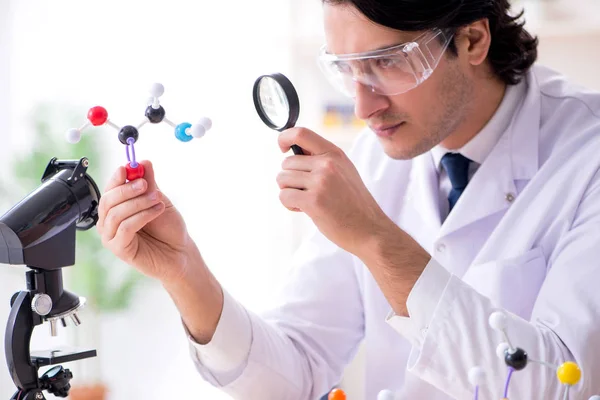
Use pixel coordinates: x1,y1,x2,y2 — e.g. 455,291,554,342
370,122,405,137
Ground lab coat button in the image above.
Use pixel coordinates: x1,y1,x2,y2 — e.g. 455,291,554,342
436,243,446,253
506,193,516,203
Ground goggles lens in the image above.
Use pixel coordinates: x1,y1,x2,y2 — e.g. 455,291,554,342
318,29,454,97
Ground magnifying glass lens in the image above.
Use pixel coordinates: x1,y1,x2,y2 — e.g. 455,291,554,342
258,77,290,130
253,72,303,155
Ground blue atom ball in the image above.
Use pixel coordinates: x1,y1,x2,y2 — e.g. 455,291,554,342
175,122,193,142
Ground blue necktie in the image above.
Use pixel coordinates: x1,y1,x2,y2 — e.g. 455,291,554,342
440,153,472,212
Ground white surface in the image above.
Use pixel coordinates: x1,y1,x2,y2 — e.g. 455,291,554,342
0,0,12,182
0,0,15,392
0,0,296,399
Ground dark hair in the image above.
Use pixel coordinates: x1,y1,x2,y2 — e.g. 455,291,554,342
322,0,538,85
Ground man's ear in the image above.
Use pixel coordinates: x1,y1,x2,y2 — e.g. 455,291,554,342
454,19,492,66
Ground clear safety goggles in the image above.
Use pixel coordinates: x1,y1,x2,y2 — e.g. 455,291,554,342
317,28,454,97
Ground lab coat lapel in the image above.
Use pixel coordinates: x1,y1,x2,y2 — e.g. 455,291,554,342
437,133,517,238
399,152,442,252
437,76,541,239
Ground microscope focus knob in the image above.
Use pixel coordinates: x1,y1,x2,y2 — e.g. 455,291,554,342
31,294,53,316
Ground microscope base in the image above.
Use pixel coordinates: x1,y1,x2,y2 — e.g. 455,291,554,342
10,389,44,400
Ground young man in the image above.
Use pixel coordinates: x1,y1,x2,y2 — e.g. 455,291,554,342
97,0,600,398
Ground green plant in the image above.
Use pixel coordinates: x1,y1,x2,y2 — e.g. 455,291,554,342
8,102,144,313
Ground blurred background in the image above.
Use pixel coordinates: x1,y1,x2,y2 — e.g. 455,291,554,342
0,0,599,399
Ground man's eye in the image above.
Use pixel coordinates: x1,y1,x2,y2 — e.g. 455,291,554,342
332,62,352,74
375,58,398,69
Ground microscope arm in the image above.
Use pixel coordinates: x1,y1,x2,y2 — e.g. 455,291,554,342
5,291,42,390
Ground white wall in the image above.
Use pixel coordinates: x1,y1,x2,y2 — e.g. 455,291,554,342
0,0,11,175
0,1,302,399
523,0,600,91
0,0,21,395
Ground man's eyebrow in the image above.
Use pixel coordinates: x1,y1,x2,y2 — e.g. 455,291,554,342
368,41,407,52
369,33,422,51
323,33,422,56
342,36,419,54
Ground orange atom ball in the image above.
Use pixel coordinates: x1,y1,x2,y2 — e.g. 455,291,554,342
328,388,347,400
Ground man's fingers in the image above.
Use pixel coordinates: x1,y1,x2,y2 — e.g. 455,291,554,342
100,191,163,242
278,127,337,156
137,160,173,208
278,188,308,212
276,170,311,190
98,178,150,231
138,160,158,191
104,166,127,193
98,166,141,232
109,202,165,255
281,155,314,172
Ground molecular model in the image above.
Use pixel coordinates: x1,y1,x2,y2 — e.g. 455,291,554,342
326,311,600,400
327,387,399,400
66,83,212,181
467,311,600,400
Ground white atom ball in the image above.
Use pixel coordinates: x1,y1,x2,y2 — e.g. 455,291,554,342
468,366,486,386
497,342,511,359
377,389,395,400
197,116,212,131
66,128,81,144
489,311,507,331
149,83,164,98
190,124,206,138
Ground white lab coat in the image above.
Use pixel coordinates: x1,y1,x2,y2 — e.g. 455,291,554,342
190,65,600,399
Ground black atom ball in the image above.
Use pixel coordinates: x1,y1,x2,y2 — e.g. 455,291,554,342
505,347,528,371
118,125,139,145
145,105,166,124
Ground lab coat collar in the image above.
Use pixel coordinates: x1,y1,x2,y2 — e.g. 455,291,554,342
510,70,541,181
436,68,541,238
430,80,526,170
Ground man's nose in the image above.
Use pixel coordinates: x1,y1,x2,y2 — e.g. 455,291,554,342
354,82,390,121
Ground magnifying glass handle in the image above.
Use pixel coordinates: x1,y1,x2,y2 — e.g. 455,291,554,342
291,145,304,155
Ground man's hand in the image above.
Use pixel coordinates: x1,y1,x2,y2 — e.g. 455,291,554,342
97,160,223,342
276,127,391,257
277,128,431,316
97,160,192,284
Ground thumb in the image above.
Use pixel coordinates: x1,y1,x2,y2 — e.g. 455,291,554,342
138,159,173,208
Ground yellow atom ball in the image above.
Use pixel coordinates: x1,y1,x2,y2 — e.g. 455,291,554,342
557,362,582,385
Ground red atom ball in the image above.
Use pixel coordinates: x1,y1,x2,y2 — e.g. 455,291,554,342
126,163,145,181
87,106,108,126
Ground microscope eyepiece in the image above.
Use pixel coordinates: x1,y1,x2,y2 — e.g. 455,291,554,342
0,157,101,269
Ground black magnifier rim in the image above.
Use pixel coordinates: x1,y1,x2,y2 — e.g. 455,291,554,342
253,73,300,132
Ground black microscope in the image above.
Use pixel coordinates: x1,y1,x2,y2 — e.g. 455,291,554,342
0,157,101,399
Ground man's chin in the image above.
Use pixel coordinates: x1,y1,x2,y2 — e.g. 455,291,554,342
378,138,432,161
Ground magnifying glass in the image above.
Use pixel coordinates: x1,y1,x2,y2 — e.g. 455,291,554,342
253,73,304,155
